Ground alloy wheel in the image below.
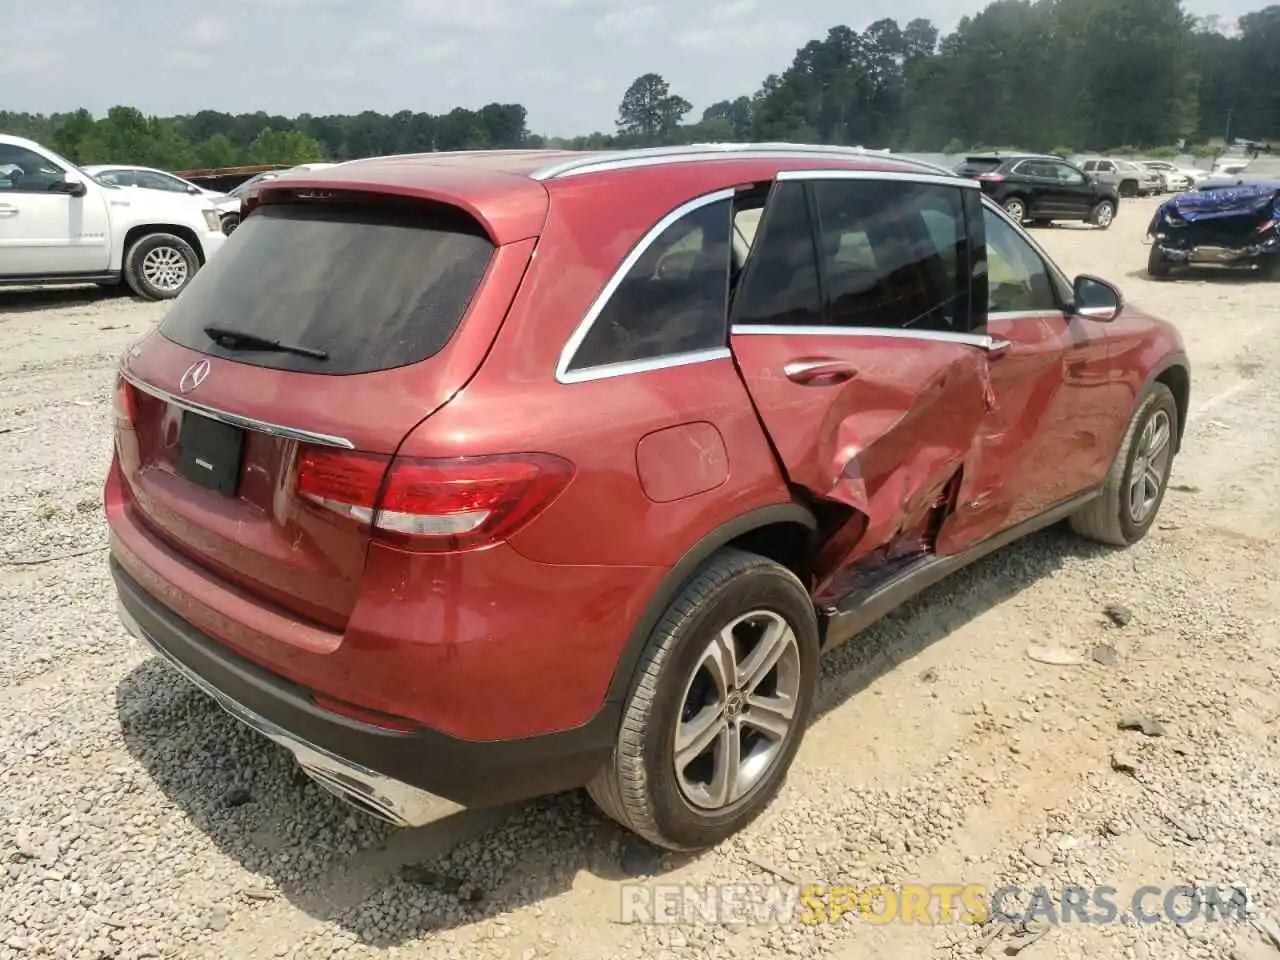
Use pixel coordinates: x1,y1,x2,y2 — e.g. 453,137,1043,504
1128,409,1172,524
673,610,802,810
141,246,189,292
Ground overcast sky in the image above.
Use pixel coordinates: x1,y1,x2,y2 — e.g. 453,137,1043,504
0,0,1260,138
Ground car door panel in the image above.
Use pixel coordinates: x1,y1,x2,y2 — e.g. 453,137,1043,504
727,176,995,598
0,144,110,276
733,328,991,571
936,197,1119,553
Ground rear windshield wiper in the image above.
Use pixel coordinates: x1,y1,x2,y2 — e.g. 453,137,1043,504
203,325,328,361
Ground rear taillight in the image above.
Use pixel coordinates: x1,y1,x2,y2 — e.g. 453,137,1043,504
296,448,574,552
977,173,1005,182
1258,219,1275,235
113,375,138,429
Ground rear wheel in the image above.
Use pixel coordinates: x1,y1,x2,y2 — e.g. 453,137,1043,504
220,212,240,236
1089,200,1115,229
587,548,819,851
1002,197,1028,222
124,233,199,300
1119,179,1138,198
1070,382,1178,547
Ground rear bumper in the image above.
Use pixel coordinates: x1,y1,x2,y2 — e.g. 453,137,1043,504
111,558,619,821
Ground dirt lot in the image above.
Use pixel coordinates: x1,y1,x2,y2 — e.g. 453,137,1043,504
2,198,1279,960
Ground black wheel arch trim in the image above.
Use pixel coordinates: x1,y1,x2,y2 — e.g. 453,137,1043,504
1134,354,1191,455
603,501,818,704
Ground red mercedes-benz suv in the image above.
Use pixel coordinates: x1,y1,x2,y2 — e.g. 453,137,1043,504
106,143,1190,851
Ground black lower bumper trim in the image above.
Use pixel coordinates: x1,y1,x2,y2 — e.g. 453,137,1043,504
110,557,618,809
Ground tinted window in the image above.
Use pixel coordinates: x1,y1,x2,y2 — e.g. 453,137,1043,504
160,201,495,375
0,145,64,192
568,197,732,371
956,157,1003,175
730,182,821,327
1082,161,1098,172
982,208,1058,313
1015,160,1051,178
813,179,970,332
1046,162,1086,184
135,170,189,192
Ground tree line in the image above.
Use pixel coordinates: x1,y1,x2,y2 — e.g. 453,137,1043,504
2,0,1277,171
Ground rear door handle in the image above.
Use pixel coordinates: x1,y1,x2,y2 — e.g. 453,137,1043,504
783,358,858,384
0,205,17,217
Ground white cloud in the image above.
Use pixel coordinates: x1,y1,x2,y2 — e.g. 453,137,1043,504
593,4,660,39
402,0,521,29
184,17,227,42
673,18,810,52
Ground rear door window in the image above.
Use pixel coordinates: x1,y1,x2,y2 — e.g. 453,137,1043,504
159,201,495,375
811,179,971,333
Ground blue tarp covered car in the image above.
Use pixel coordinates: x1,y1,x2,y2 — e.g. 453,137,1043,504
1146,180,1280,279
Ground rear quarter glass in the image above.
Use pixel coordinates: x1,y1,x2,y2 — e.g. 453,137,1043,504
158,200,495,375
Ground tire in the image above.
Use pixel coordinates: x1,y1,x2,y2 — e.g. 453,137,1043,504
1147,243,1173,279
1089,200,1115,229
1260,255,1280,280
1119,180,1138,198
1069,382,1178,547
1002,197,1028,222
220,212,240,236
123,232,200,301
587,548,820,851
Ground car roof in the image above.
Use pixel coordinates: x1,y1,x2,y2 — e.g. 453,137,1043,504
265,143,964,244
317,142,956,182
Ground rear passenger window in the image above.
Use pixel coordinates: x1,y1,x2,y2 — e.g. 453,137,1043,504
569,197,732,371
812,179,970,332
730,182,821,327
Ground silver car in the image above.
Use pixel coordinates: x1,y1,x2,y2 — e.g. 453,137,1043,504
1078,158,1163,197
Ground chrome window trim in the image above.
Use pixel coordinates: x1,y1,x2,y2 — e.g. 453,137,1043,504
119,368,356,449
557,347,732,384
554,187,736,384
777,168,978,189
730,324,1006,351
988,309,1068,321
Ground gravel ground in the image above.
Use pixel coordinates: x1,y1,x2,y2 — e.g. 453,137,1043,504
2,198,1279,960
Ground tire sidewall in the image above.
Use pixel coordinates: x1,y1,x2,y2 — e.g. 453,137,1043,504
1003,198,1026,221
1092,201,1115,228
125,233,198,300
639,565,819,847
1113,385,1178,543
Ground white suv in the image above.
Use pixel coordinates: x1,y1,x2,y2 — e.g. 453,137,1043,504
0,135,227,300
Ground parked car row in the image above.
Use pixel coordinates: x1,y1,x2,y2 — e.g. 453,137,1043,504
953,153,1120,228
104,141,1191,852
0,134,334,299
0,134,228,299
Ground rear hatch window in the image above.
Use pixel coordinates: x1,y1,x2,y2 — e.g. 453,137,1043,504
159,201,495,374
955,157,1004,176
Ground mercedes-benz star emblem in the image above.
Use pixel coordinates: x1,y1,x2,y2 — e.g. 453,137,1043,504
179,358,211,394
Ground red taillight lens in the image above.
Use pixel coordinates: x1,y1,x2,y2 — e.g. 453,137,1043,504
297,449,389,525
113,375,138,428
296,448,574,552
1257,219,1275,235
977,173,1005,182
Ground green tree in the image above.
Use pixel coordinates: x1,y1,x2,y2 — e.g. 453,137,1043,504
617,73,692,144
